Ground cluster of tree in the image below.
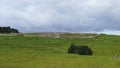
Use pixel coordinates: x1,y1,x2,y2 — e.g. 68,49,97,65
0,26,19,33
68,44,93,55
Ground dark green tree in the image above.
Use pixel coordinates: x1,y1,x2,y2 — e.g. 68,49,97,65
67,44,93,55
0,26,19,33
77,46,93,55
68,43,77,54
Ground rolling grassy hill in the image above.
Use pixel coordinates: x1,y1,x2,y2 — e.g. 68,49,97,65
0,33,120,68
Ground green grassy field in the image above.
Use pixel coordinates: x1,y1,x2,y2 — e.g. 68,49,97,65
0,34,120,68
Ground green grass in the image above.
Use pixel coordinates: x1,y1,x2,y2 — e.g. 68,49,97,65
0,34,120,68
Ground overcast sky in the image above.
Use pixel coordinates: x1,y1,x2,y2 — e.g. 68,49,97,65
0,0,120,34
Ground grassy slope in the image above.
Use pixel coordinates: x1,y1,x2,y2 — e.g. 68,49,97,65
0,34,120,68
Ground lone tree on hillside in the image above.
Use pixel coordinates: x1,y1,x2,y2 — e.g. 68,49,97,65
68,44,93,55
0,26,19,33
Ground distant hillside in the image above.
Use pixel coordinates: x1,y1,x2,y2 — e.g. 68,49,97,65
24,32,102,38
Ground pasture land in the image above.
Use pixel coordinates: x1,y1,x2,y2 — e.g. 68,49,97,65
0,34,120,68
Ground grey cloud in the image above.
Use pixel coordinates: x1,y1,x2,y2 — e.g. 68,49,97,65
0,0,120,34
